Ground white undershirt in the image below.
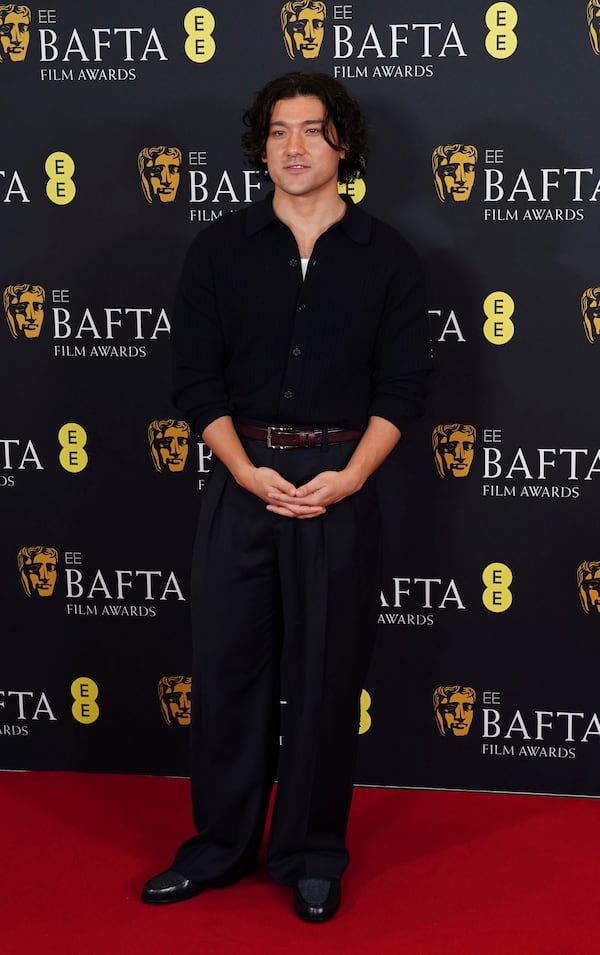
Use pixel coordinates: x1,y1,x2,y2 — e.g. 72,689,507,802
301,258,309,279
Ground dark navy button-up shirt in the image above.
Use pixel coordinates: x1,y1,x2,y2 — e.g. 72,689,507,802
172,193,430,436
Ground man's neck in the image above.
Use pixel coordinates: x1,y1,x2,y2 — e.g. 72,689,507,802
272,188,347,257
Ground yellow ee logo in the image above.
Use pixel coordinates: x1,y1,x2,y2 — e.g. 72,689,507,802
359,689,372,735
58,423,88,472
338,177,366,204
482,562,513,613
485,3,518,59
184,7,216,62
71,677,100,724
45,152,76,205
483,291,515,345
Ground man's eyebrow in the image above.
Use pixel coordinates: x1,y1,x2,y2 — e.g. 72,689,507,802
269,119,326,128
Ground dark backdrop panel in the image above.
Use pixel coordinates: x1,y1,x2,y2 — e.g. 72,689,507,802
3,1,600,796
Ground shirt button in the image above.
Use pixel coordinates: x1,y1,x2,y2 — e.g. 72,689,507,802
283,390,293,399
289,258,298,267
292,347,301,357
298,303,306,311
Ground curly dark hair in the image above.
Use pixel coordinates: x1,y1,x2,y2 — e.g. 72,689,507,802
241,72,367,184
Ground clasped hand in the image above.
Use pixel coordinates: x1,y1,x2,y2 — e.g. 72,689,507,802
247,466,360,519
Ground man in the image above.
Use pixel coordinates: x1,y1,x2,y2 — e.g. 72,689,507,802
142,71,430,921
432,423,476,478
281,0,326,60
433,685,476,737
432,144,478,203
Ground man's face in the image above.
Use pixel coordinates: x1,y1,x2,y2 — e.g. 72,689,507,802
585,300,600,341
0,10,30,60
7,290,44,338
437,430,475,477
21,554,57,597
143,153,180,202
438,151,476,202
287,8,325,59
263,95,343,201
153,426,189,472
580,571,600,613
164,681,191,725
439,692,474,737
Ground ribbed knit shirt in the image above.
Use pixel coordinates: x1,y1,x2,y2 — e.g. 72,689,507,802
172,192,430,436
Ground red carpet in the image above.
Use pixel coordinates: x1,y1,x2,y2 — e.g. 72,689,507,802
1,772,599,954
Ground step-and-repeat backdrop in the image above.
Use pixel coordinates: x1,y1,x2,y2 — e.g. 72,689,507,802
3,1,600,797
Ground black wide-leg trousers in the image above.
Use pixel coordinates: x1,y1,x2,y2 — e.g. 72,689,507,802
173,437,381,886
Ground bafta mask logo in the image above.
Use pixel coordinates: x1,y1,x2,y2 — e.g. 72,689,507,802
432,423,476,478
3,285,45,339
432,144,478,203
0,4,30,61
158,676,192,726
587,0,600,54
433,685,476,737
17,546,59,598
281,0,326,60
148,419,190,473
577,561,600,614
138,146,182,203
580,288,600,344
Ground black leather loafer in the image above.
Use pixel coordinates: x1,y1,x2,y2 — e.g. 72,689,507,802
141,868,204,905
293,878,341,922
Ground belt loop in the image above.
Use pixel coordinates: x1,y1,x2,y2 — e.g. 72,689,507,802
320,427,329,453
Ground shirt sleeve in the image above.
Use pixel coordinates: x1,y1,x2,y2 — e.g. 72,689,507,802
171,231,231,436
368,244,432,434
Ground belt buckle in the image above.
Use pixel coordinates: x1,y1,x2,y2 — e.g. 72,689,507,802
266,425,295,449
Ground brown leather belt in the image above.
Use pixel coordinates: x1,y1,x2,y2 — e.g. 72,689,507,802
237,423,363,449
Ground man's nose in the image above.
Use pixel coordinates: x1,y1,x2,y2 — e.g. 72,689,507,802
168,440,179,456
287,132,304,154
455,167,466,183
39,565,48,580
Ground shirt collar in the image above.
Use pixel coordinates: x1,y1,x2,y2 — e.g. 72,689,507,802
245,190,372,245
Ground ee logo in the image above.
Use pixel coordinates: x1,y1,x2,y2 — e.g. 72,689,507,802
483,291,515,345
338,177,366,204
482,562,513,613
58,423,88,473
71,677,100,724
45,152,76,205
184,7,216,62
359,689,372,735
485,3,518,59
